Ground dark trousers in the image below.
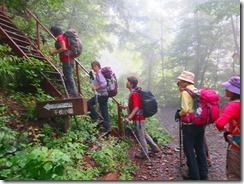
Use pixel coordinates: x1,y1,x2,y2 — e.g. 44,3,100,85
87,95,111,131
182,124,208,179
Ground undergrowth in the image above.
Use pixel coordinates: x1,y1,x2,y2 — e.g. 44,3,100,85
0,45,170,180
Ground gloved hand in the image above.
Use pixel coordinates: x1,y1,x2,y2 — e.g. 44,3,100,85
175,109,181,122
223,131,230,142
41,35,47,45
89,71,94,80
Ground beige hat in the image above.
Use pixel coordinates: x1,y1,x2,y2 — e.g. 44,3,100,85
177,71,195,84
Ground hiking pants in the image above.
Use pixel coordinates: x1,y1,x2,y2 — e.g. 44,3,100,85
134,120,158,156
182,124,208,180
87,95,111,131
62,60,77,96
226,148,240,180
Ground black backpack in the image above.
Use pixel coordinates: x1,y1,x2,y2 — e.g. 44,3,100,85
136,88,158,118
63,29,83,58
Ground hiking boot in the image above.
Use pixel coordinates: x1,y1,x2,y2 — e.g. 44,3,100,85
96,121,104,129
182,174,195,180
99,130,111,138
152,147,161,153
149,152,155,157
149,147,161,157
200,176,208,180
135,153,147,160
69,93,81,98
92,118,103,123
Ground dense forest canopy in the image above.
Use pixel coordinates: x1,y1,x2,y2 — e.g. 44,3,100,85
0,0,240,105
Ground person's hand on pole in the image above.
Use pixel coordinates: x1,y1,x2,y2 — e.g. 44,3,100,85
119,104,127,110
223,131,230,143
123,117,131,123
89,71,94,80
175,109,181,122
41,35,47,45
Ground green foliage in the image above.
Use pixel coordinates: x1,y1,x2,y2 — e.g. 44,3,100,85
42,124,52,137
0,0,64,11
146,117,171,145
0,50,48,93
64,166,100,180
0,116,18,158
8,147,70,180
2,0,238,180
70,115,98,142
90,137,132,174
197,0,240,21
119,164,138,180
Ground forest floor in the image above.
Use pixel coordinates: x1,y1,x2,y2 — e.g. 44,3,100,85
129,106,228,181
2,89,228,181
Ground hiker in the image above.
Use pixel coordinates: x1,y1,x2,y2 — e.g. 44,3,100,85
177,81,212,167
49,25,78,98
87,60,111,135
215,76,240,180
175,71,208,180
121,76,160,159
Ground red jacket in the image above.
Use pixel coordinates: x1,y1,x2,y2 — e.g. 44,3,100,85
216,100,240,150
57,34,74,61
129,92,145,121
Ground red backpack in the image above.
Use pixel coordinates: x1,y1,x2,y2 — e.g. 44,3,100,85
181,88,220,125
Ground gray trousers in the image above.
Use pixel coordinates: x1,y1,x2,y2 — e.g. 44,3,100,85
133,120,158,155
62,60,77,96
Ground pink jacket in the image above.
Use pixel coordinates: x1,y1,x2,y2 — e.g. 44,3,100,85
216,100,240,149
216,100,240,133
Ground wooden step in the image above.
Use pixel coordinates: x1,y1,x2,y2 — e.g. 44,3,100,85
0,22,19,33
3,29,29,40
10,36,33,46
25,53,46,60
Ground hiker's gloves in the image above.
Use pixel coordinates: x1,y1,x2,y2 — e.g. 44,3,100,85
89,71,94,80
41,35,47,44
175,109,181,122
223,131,230,142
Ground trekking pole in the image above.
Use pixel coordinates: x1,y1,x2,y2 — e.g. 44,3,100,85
179,119,182,174
127,122,151,161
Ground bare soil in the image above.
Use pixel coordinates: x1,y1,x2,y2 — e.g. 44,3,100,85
129,106,228,181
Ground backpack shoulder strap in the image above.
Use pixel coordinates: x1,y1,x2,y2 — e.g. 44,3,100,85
184,88,199,96
184,88,194,97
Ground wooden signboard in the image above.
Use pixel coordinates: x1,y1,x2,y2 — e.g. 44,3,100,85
36,97,87,118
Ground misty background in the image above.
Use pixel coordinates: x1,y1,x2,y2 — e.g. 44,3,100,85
5,0,240,106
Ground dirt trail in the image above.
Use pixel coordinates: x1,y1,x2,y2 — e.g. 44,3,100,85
130,106,227,180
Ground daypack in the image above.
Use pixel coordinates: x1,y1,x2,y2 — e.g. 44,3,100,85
135,88,158,118
101,66,118,97
181,88,220,125
63,29,83,58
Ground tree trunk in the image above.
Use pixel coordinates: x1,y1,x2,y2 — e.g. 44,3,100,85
147,53,152,90
230,16,240,54
160,16,166,97
194,2,200,88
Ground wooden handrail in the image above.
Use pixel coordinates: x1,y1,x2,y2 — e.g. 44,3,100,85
5,7,123,136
